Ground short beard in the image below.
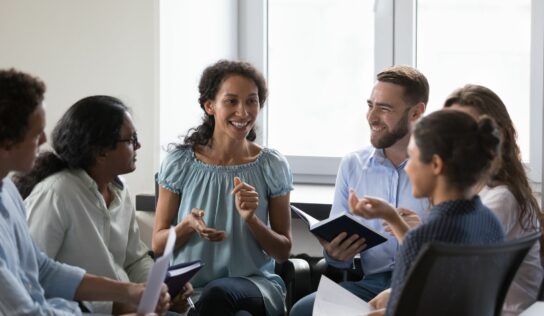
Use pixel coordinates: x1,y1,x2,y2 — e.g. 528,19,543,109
370,110,410,149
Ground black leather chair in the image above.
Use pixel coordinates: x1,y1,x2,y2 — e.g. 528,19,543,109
390,232,540,316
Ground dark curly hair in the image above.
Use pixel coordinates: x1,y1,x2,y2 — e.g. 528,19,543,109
444,84,542,237
180,60,268,149
414,111,501,191
0,69,46,146
14,95,128,198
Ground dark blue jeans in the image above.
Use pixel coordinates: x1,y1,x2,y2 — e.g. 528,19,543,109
289,271,392,316
189,277,266,316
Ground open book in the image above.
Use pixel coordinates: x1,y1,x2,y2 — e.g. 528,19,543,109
165,260,204,298
291,205,387,251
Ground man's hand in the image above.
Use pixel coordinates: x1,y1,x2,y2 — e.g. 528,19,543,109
319,232,366,261
185,208,226,241
171,283,194,313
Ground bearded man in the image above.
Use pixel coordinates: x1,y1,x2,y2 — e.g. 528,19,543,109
290,65,430,316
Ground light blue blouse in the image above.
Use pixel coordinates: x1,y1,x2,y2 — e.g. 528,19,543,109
157,147,294,316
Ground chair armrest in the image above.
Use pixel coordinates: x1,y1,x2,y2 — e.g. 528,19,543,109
276,258,312,310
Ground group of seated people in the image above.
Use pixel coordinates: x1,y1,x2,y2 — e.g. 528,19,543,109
0,60,542,316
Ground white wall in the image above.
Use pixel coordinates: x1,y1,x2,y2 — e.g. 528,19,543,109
0,0,160,196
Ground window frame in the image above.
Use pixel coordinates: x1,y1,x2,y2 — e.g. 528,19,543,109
238,0,543,190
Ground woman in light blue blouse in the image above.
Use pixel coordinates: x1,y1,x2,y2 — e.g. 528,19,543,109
152,60,293,316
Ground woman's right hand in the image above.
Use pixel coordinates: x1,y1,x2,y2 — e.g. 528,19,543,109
185,208,226,241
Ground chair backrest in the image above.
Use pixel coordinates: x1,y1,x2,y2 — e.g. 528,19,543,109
391,232,541,316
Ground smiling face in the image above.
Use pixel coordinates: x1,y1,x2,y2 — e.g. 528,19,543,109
205,75,260,142
405,136,436,198
367,81,412,149
7,104,47,174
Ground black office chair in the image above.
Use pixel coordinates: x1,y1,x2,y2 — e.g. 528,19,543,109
389,232,540,316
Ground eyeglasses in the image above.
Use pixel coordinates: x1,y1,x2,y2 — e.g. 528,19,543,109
117,134,139,147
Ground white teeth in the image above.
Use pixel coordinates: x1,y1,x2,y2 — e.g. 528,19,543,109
231,121,249,128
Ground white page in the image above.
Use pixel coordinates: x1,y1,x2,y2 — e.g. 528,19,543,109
137,227,176,314
313,275,374,316
291,205,320,227
520,302,544,316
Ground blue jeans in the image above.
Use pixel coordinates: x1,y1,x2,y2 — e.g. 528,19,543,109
188,277,265,316
289,271,392,316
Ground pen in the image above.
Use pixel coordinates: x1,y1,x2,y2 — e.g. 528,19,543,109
187,297,195,310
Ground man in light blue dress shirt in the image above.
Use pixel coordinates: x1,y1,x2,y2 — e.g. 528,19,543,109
290,65,430,315
0,69,170,315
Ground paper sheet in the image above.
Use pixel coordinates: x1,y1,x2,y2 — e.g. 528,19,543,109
137,227,176,313
313,275,374,316
519,302,544,316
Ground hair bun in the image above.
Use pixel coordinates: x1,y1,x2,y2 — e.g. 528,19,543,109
477,115,501,159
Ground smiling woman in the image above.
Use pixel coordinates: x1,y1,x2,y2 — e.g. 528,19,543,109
152,60,294,316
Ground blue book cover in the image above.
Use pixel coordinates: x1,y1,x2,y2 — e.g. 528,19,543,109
291,205,388,251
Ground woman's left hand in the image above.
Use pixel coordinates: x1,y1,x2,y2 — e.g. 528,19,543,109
349,191,397,221
232,177,259,221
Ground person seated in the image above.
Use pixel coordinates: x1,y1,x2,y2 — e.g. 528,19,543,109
152,60,293,316
349,110,505,316
444,84,544,315
290,65,429,316
0,68,170,315
14,95,192,314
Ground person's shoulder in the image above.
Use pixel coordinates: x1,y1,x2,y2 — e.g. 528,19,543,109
160,147,195,172
260,147,288,164
163,146,193,162
339,146,375,171
31,169,80,194
344,146,374,161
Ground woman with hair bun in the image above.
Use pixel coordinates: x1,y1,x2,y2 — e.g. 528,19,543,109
444,84,543,315
349,110,505,316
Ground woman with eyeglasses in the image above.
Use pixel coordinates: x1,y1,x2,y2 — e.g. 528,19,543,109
14,95,192,315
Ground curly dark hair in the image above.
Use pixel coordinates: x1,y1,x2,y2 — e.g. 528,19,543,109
14,95,128,198
377,65,429,107
444,84,542,235
0,69,46,146
180,60,268,149
414,111,501,191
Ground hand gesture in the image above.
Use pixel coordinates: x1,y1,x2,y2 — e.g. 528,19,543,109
185,208,226,241
171,282,194,313
349,191,397,222
318,232,366,261
232,176,259,221
383,208,421,235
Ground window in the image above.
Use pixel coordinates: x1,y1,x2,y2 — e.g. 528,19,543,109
416,0,541,183
160,0,543,186
267,0,375,158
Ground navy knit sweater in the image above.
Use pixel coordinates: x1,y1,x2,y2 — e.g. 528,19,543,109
386,196,505,315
